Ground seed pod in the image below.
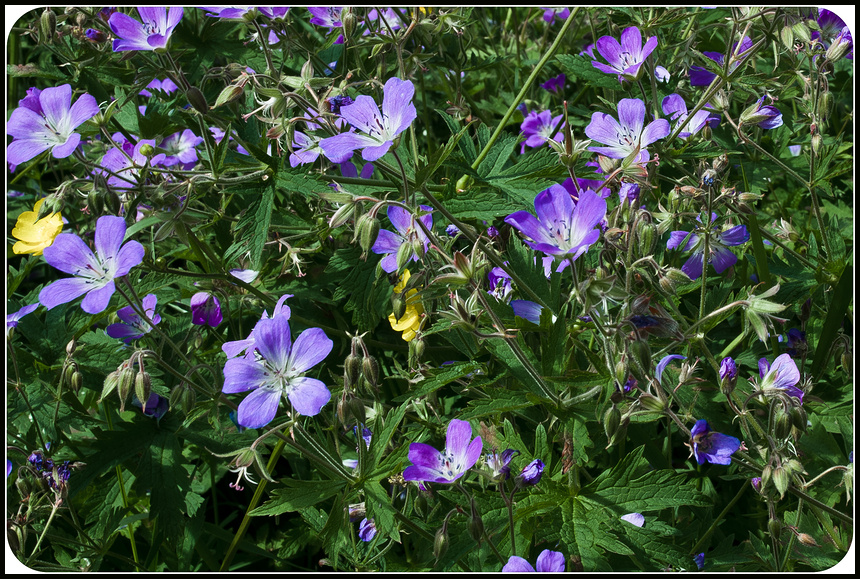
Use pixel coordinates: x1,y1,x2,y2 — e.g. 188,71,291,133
362,356,380,387
604,405,622,443
186,87,209,115
117,366,136,412
433,527,449,560
797,533,818,547
767,517,782,538
87,189,104,216
356,213,381,254
344,354,362,389
135,371,152,412
40,8,57,44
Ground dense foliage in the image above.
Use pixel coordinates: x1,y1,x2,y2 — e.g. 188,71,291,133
6,6,854,573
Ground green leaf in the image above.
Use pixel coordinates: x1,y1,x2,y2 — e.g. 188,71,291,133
460,387,533,418
555,54,622,90
392,361,483,402
415,117,475,188
442,187,525,221
234,182,274,270
250,479,347,516
325,247,388,331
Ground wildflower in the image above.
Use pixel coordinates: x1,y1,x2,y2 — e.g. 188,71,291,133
739,95,783,130
27,452,73,491
132,391,169,420
784,328,807,358
198,7,256,19
446,224,461,237
222,294,292,359
656,354,686,385
319,77,416,162
694,552,705,570
222,314,333,428
109,7,184,52
654,65,671,82
85,28,106,42
389,270,424,342
139,78,179,97
689,419,741,465
403,418,483,484
689,37,753,86
371,205,433,273
7,304,39,339
159,129,204,169
516,459,544,486
363,8,404,35
720,357,737,381
502,549,566,572
97,138,166,189
540,73,566,93
756,353,803,403
7,84,99,166
825,26,853,62
358,518,377,542
504,184,607,266
519,109,564,154
39,216,144,314
11,198,63,256
661,94,717,139
488,267,513,301
486,448,519,480
585,98,670,163
666,213,749,280
308,7,343,29
542,7,570,24
106,293,160,343
511,300,551,325
229,269,259,284
751,477,762,492
618,182,640,204
591,26,658,82
190,292,223,327
621,513,645,527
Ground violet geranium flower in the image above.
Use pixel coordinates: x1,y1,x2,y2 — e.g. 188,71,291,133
97,138,166,189
540,73,566,93
109,8,184,52
585,98,670,163
656,354,687,385
6,303,39,339
486,448,519,480
403,419,483,484
519,109,564,154
159,129,204,169
308,7,343,29
371,205,433,273
502,549,566,572
7,85,100,166
756,353,803,403
689,36,753,86
689,419,741,465
505,184,607,267
666,213,749,280
39,216,145,314
222,314,333,428
591,26,658,82
661,94,717,139
190,292,223,327
739,96,783,130
319,77,416,162
106,293,160,343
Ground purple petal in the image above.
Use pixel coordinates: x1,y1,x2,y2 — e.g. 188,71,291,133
511,300,544,324
109,12,152,50
51,132,81,159
94,215,127,261
535,549,566,572
67,92,100,129
534,185,574,230
407,442,443,470
42,233,96,274
619,26,643,55
502,556,536,572
38,277,91,310
286,376,331,416
106,322,144,341
710,247,737,274
640,119,671,148
758,358,770,379
360,141,394,161
253,315,292,370
621,513,645,527
584,112,623,148
445,419,474,457
681,252,705,280
667,230,695,251
567,189,607,247
617,99,645,137
223,358,268,393
595,35,623,67
504,211,555,248
768,354,800,390
113,240,144,276
287,327,333,373
656,354,686,384
371,228,405,256
237,387,281,428
339,95,383,135
381,77,417,135
319,132,377,163
80,281,115,314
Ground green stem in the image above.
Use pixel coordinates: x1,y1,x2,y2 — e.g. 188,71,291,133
470,9,579,171
689,481,749,556
102,400,140,569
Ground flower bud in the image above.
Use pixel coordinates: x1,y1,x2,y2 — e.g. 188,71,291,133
356,213,381,255
760,464,773,490
637,393,666,413
329,202,355,229
169,385,184,410
391,294,406,321
628,340,652,382
117,366,136,412
615,360,628,386
70,369,83,393
181,386,196,415
342,7,357,39
824,29,852,63
467,502,484,543
37,193,64,220
719,357,737,396
772,465,789,498
213,83,246,109
797,533,818,547
348,396,366,426
817,91,834,122
395,242,413,273
138,144,155,158
773,406,793,439
411,236,425,259
750,477,762,493
412,337,426,360
100,370,121,402
635,220,656,257
362,356,380,387
780,25,794,51
135,371,153,412
87,189,105,216
433,527,449,560
186,87,209,115
344,354,362,389
811,133,822,155
455,174,473,193
40,8,57,44
604,405,622,443
516,459,545,487
790,406,807,433
791,21,811,43
768,517,782,538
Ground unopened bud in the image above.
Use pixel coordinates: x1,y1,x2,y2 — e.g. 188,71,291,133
790,406,807,432
768,517,782,538
433,527,449,559
344,354,362,389
66,339,77,356
467,503,484,543
824,30,852,62
760,464,773,490
772,465,789,498
597,155,620,174
342,7,357,39
604,405,622,442
117,366,136,412
40,8,57,44
395,242,413,272
411,236,425,259
37,194,64,220
811,133,822,154
181,385,196,415
413,337,426,360
635,220,656,257
628,340,652,382
186,87,209,115
362,356,380,387
615,360,628,385
135,371,153,411
88,189,105,216
356,214,381,254
329,202,355,229
638,393,665,413
780,26,794,51
791,21,811,43
101,370,121,402
138,144,155,158
213,83,245,109
391,294,406,321
70,370,83,393
817,91,833,122
348,396,366,425
774,406,793,439
797,533,818,547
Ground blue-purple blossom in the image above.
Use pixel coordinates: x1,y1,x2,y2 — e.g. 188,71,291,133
446,224,460,237
585,98,670,163
109,8,184,52
519,109,564,154
106,293,160,343
757,353,803,403
666,213,749,280
694,552,705,570
505,184,607,266
132,392,169,420
591,26,658,82
618,182,640,203
222,314,333,428
542,7,570,24
363,8,404,35
159,129,204,169
7,85,100,167
358,517,377,542
139,78,179,97
486,448,519,479
319,77,416,162
502,549,565,572
327,94,354,114
39,216,144,315
27,452,72,490
511,300,551,325
784,328,807,357
98,138,166,189
198,7,255,19
403,419,483,484
229,269,260,284
561,176,610,200
540,73,566,93
740,95,783,130
654,65,671,82
661,94,717,139
370,205,433,273
656,354,686,385
719,357,737,381
516,459,544,486
488,267,513,301
621,513,645,527
190,292,223,327
689,36,753,86
7,303,39,339
85,28,107,42
690,419,741,465
308,7,343,29
222,294,292,359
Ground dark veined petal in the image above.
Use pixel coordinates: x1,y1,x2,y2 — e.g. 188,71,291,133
80,280,116,314
38,277,92,310
223,357,269,393
287,327,333,373
94,215,127,262
381,77,417,135
710,245,738,274
236,386,281,429
42,233,98,275
253,315,293,371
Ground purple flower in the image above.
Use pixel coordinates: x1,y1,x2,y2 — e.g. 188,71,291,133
719,357,737,381
109,8,184,52
621,513,645,527
585,98,670,163
694,552,705,570
654,65,671,83
85,28,107,42
690,419,741,465
618,182,640,203
139,78,179,97
562,176,610,200
370,205,433,273
446,224,460,237
739,95,783,130
667,213,749,280
656,354,686,385
97,138,166,189
504,184,607,265
6,303,39,338
190,292,222,327
358,518,377,542
511,300,548,325
308,7,343,29
591,26,658,82
689,36,753,86
757,354,803,403
133,392,169,420
516,459,544,486
319,77,416,162
784,328,807,357
7,84,99,166
519,109,564,154
502,549,565,572
403,419,483,484
817,9,848,40
486,448,519,479
222,294,292,359
229,269,259,284
198,7,254,19
327,94,354,114
751,477,762,492
106,293,160,343
222,314,333,428
540,73,566,93
488,267,513,301
39,216,144,314
363,8,404,35
159,129,203,169
661,93,716,139
258,8,289,20
542,7,570,24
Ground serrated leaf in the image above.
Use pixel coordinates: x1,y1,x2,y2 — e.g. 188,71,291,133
392,361,483,402
415,118,475,187
555,54,622,90
250,479,347,516
460,387,533,418
233,182,274,270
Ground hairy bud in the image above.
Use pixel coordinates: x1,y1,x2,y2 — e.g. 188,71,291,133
117,366,136,412
356,213,381,255
135,371,153,412
186,87,209,115
40,8,57,44
433,527,449,560
362,356,380,387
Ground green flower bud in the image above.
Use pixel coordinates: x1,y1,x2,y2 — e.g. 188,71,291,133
433,527,449,560
138,144,155,158
455,174,473,193
636,220,656,257
615,360,628,386
70,369,83,393
87,189,105,216
344,353,362,389
356,213,381,254
348,396,366,426
117,366,136,412
791,21,811,43
628,340,652,382
637,393,666,413
100,370,121,403
213,83,245,109
760,464,773,490
40,8,57,45
790,406,807,432
467,502,484,543
767,517,782,538
135,371,152,411
413,337,426,360
37,193,64,220
773,405,792,439
780,26,794,51
342,7,357,39
391,294,406,321
181,385,196,416
395,242,413,273
817,91,834,122
186,87,209,115
604,404,622,443
104,189,122,215
772,465,789,498
362,356,380,387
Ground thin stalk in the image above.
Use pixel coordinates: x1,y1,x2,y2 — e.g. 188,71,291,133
689,480,750,556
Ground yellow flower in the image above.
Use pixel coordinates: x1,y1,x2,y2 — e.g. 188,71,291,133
388,269,425,342
12,198,63,256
